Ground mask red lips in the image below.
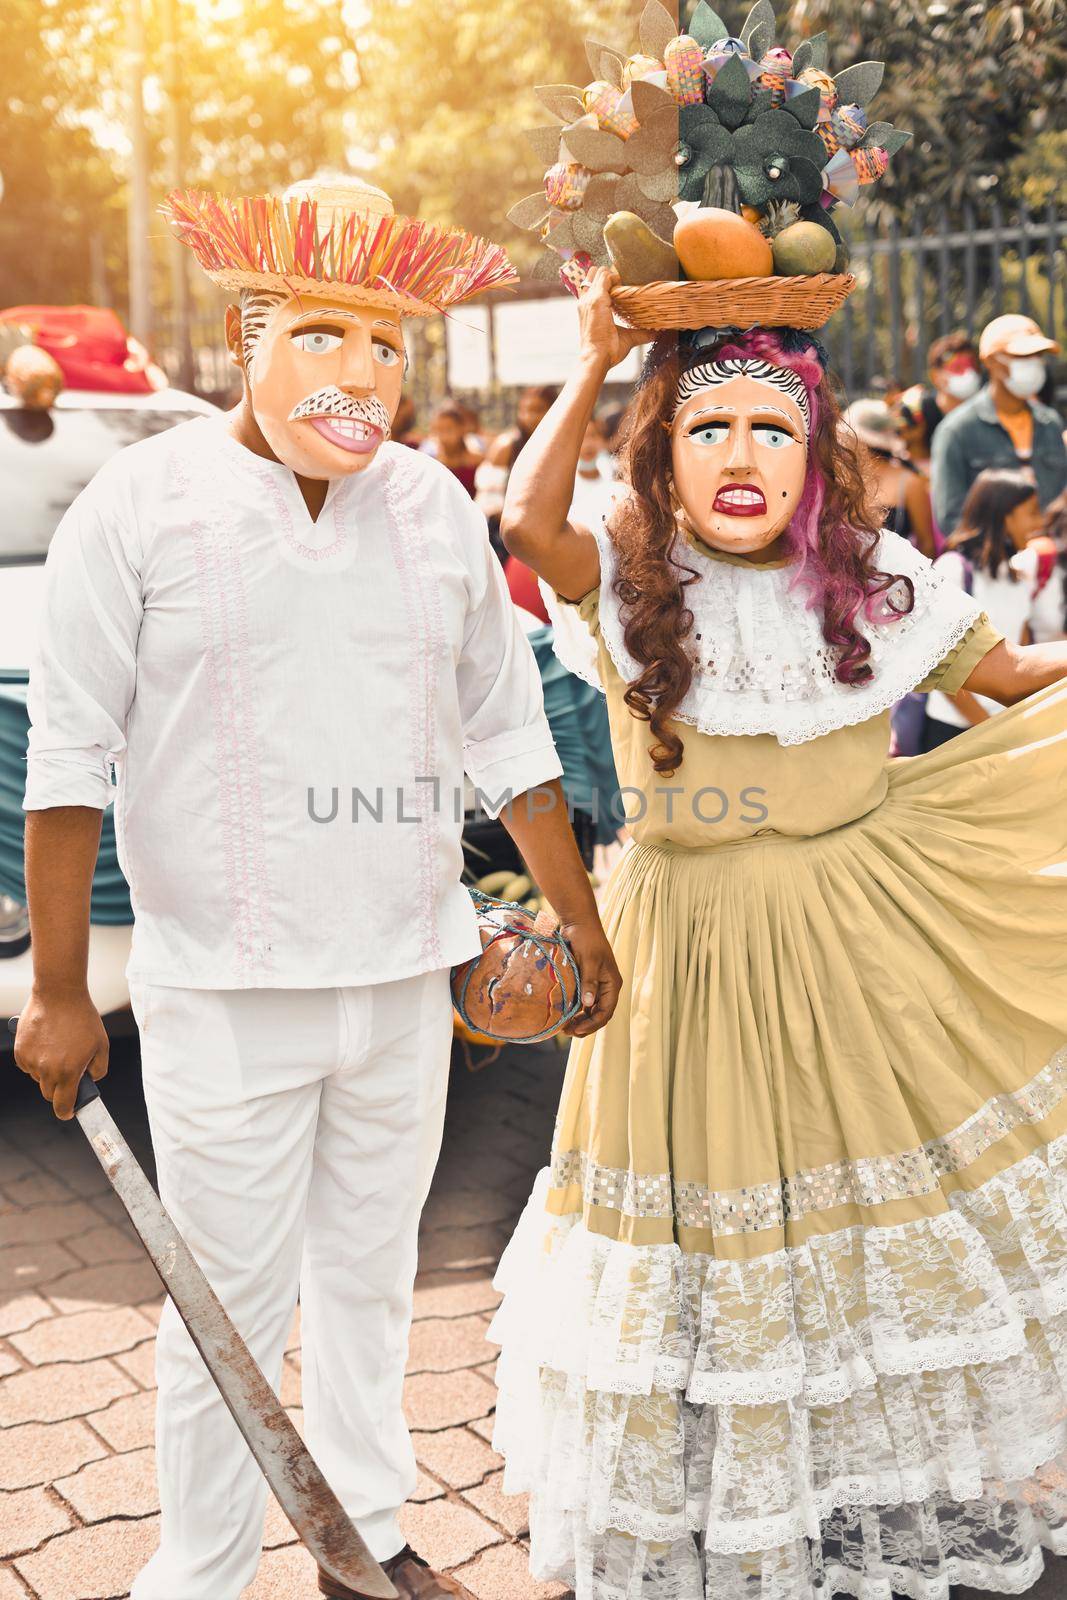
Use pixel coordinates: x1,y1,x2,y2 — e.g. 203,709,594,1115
307,416,384,455
712,484,768,517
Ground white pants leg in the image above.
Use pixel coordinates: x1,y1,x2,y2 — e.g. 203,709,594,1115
130,971,454,1600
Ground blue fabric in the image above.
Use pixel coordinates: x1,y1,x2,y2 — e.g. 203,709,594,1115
0,681,133,925
528,626,621,846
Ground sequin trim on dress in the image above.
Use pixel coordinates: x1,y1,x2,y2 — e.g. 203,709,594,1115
551,1046,1067,1234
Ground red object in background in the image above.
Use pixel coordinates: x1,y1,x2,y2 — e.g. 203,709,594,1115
504,555,550,624
0,306,160,394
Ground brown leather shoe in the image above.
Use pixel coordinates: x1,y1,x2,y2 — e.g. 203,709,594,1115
319,1546,476,1599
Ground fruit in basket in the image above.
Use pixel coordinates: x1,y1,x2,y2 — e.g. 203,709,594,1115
673,207,774,281
770,220,837,276
451,903,580,1043
604,211,678,284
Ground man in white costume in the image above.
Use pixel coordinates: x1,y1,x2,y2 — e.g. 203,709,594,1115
13,176,620,1600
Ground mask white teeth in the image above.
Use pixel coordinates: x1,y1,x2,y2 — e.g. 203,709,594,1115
721,488,763,507
321,416,374,439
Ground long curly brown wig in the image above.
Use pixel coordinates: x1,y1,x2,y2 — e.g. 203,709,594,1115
609,329,914,774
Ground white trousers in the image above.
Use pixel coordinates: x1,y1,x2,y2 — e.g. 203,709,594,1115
129,970,455,1600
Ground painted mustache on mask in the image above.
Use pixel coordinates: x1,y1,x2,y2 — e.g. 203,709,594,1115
288,387,393,439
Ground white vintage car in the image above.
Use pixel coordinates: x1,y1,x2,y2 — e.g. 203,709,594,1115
0,384,217,1034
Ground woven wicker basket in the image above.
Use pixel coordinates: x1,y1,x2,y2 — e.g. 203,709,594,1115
611,273,855,332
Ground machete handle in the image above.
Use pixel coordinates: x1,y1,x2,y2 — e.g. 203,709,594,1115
7,1016,100,1112
75,1073,101,1110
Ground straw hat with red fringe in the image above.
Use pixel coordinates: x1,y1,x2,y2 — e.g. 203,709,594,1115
161,174,519,318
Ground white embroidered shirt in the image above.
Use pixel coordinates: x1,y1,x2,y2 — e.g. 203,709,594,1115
25,418,562,988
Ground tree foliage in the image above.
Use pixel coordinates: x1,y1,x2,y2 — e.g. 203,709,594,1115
776,0,1067,213
1,0,1063,311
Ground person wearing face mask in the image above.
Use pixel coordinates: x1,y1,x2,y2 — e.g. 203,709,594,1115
920,330,982,445
490,265,1067,1600
931,312,1066,538
14,174,622,1600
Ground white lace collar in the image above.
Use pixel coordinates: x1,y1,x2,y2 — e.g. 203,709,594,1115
543,525,984,746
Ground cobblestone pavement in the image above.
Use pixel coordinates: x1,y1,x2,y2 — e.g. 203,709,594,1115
1,1037,1064,1600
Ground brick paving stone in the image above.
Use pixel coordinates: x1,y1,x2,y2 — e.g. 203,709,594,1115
55,1446,159,1522
65,1225,145,1268
0,1200,101,1251
454,1541,572,1600
403,1371,494,1433
10,1306,155,1366
86,1390,157,1453
0,1144,39,1184
0,1243,81,1297
411,1469,446,1504
0,1357,137,1425
398,1497,503,1570
241,1540,317,1598
407,1316,494,1375
0,1486,74,1557
135,1298,164,1328
0,1295,52,1339
417,1226,509,1274
278,1358,301,1408
413,1427,502,1490
113,1340,157,1391
14,1515,161,1599
44,1260,164,1317
420,1191,521,1232
87,1192,138,1228
465,1470,530,1538
261,1493,297,1550
0,1565,32,1599
0,1354,18,1382
412,1273,502,1322
468,1415,497,1446
0,1419,107,1491
1,1173,74,1212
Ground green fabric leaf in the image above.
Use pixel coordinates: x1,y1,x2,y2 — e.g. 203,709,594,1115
630,78,676,123
507,193,551,230
706,53,752,130
740,0,777,57
572,209,610,255
832,60,885,108
790,38,813,74
585,39,623,79
874,127,912,156
530,251,562,280
599,49,625,89
544,214,576,250
625,105,679,173
785,86,821,130
523,125,564,164
534,85,586,123
808,32,829,70
583,174,623,214
639,0,677,59
636,167,679,202
561,123,629,173
689,2,730,50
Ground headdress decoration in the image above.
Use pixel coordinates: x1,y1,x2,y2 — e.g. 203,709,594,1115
163,175,519,319
509,1,909,332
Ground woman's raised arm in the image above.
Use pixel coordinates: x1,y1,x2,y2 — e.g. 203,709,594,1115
502,267,648,602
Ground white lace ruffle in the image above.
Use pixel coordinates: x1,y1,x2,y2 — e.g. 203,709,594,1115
541,526,985,746
488,1140,1067,1598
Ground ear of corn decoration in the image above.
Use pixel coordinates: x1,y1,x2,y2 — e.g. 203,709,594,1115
583,80,640,137
665,35,705,105
544,162,592,210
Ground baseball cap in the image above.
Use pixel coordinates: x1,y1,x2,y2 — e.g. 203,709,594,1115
978,314,1060,361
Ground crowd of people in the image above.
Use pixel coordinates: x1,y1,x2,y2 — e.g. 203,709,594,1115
399,307,1067,769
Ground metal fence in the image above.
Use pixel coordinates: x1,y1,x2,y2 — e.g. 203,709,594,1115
155,199,1067,411
827,200,1067,396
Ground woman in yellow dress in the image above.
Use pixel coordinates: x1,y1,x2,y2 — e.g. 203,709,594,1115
489,268,1067,1600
